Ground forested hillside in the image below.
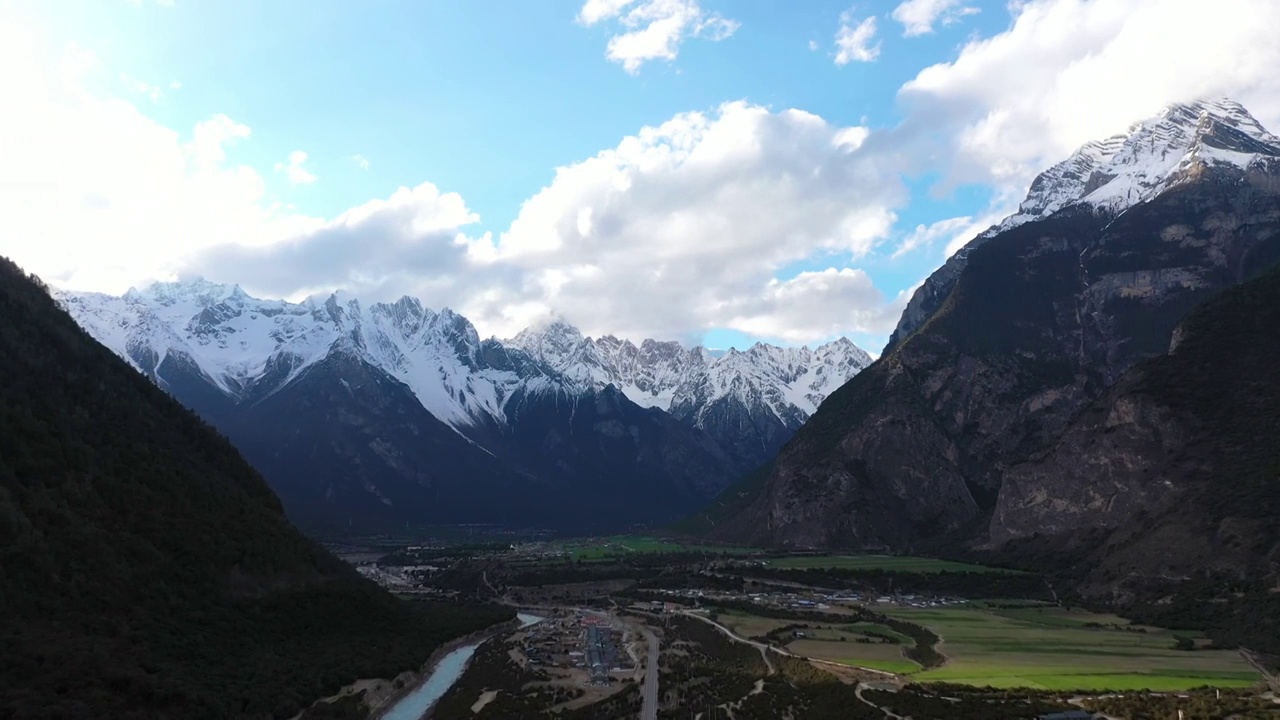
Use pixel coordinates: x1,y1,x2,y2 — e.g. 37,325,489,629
0,257,510,719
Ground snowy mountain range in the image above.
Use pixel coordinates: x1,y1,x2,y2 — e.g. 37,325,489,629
888,98,1280,350
55,282,871,530
510,319,870,428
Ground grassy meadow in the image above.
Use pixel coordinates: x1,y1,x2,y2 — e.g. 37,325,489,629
881,605,1262,691
788,639,921,674
713,603,1262,691
557,535,760,560
715,609,922,675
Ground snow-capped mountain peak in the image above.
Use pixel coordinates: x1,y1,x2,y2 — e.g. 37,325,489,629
989,98,1280,237
507,319,872,421
57,285,873,452
889,98,1280,354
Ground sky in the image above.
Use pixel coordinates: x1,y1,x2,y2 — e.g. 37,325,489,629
5,0,1280,353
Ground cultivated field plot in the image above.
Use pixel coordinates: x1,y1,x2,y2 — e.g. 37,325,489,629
716,610,921,674
882,606,1262,691
559,535,759,560
715,610,795,639
787,638,920,675
763,554,1018,573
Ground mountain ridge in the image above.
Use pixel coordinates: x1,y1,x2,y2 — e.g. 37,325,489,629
56,282,871,530
712,98,1280,560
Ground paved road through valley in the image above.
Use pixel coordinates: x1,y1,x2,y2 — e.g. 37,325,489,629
639,625,659,720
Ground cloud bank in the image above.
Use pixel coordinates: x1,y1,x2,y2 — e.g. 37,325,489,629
10,0,1280,349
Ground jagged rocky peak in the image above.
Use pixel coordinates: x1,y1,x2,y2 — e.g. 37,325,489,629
131,276,239,303
1001,98,1280,231
60,278,874,473
814,335,875,367
431,307,484,361
508,316,588,361
888,98,1279,352
638,337,688,360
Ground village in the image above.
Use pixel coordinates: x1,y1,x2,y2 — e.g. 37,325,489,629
635,585,971,612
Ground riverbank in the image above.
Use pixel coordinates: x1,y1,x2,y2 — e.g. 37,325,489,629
285,614,521,720
367,616,523,720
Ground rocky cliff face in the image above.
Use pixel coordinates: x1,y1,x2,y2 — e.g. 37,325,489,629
997,262,1280,596
715,100,1280,561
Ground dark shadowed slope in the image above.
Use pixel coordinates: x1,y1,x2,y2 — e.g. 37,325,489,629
0,257,509,720
992,262,1280,649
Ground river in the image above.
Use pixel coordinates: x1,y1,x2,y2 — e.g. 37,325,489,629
382,613,543,720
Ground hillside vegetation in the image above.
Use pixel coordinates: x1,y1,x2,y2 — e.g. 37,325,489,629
0,257,510,719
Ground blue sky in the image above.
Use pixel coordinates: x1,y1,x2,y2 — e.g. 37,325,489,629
48,1,995,223
5,0,1279,352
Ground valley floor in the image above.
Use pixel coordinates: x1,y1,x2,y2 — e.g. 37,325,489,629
342,534,1278,718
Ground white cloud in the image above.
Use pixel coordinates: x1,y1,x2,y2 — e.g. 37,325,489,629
351,154,370,170
577,0,739,74
892,215,975,258
891,0,979,37
191,183,480,302
808,39,819,51
3,4,903,347
30,0,1280,351
834,13,879,65
276,150,317,185
898,0,1280,203
0,15,318,294
729,269,904,343
460,101,903,341
120,73,174,102
578,0,637,25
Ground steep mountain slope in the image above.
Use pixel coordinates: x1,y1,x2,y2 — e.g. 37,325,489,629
215,354,734,531
714,99,1280,552
994,261,1280,582
0,257,510,719
57,283,868,531
994,264,1280,650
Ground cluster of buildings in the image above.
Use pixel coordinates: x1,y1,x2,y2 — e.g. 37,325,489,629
642,586,968,612
583,620,619,686
516,612,637,688
507,541,569,561
353,562,458,597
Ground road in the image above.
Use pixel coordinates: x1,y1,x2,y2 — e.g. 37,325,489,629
855,682,905,720
639,625,659,720
676,610,900,680
1240,648,1280,692
678,610,777,674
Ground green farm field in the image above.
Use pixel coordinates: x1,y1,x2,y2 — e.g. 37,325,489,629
557,535,760,560
787,638,920,674
763,554,1019,573
715,609,921,673
881,605,1262,691
715,609,794,639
